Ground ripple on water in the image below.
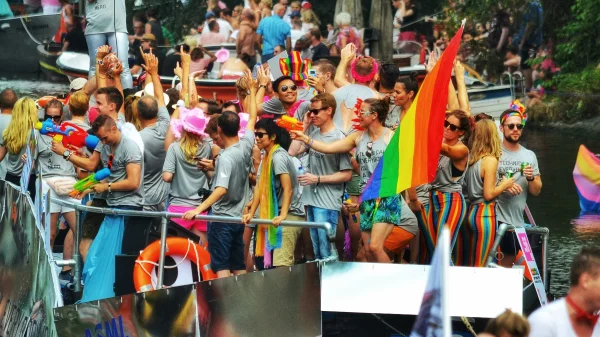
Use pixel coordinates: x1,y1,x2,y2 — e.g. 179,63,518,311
0,79,70,98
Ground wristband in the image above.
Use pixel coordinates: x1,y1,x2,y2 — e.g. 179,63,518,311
526,176,535,182
108,182,112,193
307,137,313,147
317,176,321,185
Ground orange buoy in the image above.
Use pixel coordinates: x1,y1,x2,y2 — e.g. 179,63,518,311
133,237,216,292
36,96,66,109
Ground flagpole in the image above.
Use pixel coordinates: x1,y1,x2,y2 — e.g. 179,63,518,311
441,226,451,337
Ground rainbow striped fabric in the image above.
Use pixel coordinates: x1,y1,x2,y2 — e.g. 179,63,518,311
279,51,311,81
573,145,600,215
256,145,283,263
360,24,465,202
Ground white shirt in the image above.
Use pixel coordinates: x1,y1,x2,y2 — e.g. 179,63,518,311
202,18,233,41
529,298,600,337
291,28,304,49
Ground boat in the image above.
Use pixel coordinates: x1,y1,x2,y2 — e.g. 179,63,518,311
395,42,514,118
37,43,68,82
56,44,240,102
0,13,61,75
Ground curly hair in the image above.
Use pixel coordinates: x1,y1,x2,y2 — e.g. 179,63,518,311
3,98,38,154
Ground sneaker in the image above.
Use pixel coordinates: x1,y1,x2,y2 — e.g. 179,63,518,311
59,270,73,287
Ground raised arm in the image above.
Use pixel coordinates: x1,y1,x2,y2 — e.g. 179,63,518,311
454,62,470,114
245,70,259,132
334,43,357,88
440,142,469,162
95,45,111,89
140,49,165,107
290,130,358,154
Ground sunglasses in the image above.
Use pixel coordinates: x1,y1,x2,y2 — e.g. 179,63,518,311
280,85,297,92
504,123,524,130
359,108,373,116
444,120,461,132
44,114,62,122
366,141,373,158
308,108,326,115
255,132,268,138
107,153,114,170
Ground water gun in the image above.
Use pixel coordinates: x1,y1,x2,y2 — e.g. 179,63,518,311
276,115,303,132
344,193,358,222
69,168,111,197
35,119,99,152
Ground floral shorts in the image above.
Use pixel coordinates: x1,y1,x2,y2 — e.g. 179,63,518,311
359,194,402,231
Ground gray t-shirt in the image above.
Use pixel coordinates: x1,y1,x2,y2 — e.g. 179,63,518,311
464,158,490,205
301,127,352,211
497,144,540,227
258,147,305,217
211,131,255,217
85,0,127,35
0,129,37,176
37,135,76,178
163,140,212,207
431,153,468,194
333,84,377,135
139,106,170,206
399,195,419,235
0,114,12,179
356,129,392,193
95,135,144,207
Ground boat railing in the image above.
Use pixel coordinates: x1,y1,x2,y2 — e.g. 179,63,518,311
48,197,335,293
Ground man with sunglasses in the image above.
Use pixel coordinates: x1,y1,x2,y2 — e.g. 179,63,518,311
497,109,543,268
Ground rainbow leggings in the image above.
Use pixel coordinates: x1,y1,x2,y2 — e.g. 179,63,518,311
467,201,498,267
427,190,467,259
416,204,432,264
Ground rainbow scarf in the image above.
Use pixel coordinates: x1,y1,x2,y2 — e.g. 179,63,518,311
360,23,464,202
573,145,600,215
255,145,283,265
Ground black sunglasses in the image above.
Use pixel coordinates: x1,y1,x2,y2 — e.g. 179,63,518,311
44,115,62,122
308,108,326,115
255,132,268,138
366,141,373,158
444,120,461,132
280,85,297,92
504,123,524,130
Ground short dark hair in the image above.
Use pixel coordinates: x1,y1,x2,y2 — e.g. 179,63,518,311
0,88,18,109
191,47,204,61
177,44,191,53
218,111,240,137
499,109,522,124
96,87,124,112
222,101,241,113
395,73,419,97
507,45,519,56
379,63,401,90
137,96,159,120
310,93,336,116
223,8,232,16
570,247,600,286
133,13,147,24
200,98,222,115
364,98,390,124
212,7,222,17
205,113,221,135
208,20,218,32
146,8,158,19
165,88,179,115
91,113,117,133
309,28,321,40
273,76,293,93
313,59,336,80
255,118,291,150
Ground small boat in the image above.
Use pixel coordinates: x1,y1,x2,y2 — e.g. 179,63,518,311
573,145,600,216
0,13,61,75
56,44,240,102
37,43,68,82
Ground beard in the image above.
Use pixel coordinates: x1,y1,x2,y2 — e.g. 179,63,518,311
504,132,521,143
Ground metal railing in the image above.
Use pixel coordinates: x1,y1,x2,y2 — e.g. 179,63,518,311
49,197,335,292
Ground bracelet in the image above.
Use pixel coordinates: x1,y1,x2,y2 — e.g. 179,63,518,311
307,137,313,147
317,176,320,185
526,176,535,182
108,182,112,193
258,84,267,90
65,153,73,161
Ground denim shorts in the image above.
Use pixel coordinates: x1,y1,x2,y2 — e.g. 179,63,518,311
207,222,245,273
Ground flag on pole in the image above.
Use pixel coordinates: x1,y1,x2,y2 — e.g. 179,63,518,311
410,226,452,337
360,23,465,202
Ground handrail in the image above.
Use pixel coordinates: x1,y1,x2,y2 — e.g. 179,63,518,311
50,197,336,290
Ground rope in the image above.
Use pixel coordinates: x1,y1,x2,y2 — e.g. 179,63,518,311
20,17,43,45
134,238,201,289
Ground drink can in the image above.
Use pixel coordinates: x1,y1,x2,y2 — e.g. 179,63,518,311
506,170,514,178
521,162,529,173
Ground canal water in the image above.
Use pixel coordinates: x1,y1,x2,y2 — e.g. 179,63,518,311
1,77,599,299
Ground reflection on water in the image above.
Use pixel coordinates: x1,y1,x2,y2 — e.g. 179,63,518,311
2,78,600,297
523,129,600,297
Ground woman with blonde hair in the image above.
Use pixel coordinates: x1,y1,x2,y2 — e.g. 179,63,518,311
301,9,320,33
124,95,142,131
0,97,39,197
479,309,530,337
163,106,216,244
258,0,272,19
464,119,515,267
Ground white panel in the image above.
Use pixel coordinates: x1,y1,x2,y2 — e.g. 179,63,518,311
321,262,523,318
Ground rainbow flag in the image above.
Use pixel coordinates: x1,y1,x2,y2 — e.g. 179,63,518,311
573,145,600,215
360,24,465,202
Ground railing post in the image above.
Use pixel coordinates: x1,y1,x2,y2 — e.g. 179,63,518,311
485,222,509,267
73,210,82,292
156,216,168,289
542,231,548,287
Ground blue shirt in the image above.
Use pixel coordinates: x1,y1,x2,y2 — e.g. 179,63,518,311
513,0,543,48
257,15,291,55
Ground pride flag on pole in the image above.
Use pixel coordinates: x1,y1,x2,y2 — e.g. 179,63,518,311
360,23,465,202
410,226,452,337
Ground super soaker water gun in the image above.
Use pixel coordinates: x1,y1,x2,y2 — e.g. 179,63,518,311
35,119,99,152
276,115,303,132
69,168,111,197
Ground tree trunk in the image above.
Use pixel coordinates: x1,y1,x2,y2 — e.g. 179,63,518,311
335,0,364,30
368,0,392,62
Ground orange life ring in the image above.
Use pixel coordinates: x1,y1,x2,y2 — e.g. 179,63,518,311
36,96,66,109
133,237,216,292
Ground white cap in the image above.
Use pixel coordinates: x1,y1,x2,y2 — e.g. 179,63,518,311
69,78,87,91
134,82,170,106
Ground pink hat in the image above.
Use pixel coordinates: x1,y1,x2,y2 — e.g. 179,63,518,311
215,48,230,63
238,112,249,137
170,107,209,138
301,1,312,9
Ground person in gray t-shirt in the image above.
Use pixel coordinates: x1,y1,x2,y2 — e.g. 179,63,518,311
294,94,353,260
138,99,170,211
496,111,542,267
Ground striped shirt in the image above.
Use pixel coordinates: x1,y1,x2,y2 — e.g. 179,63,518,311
257,15,291,55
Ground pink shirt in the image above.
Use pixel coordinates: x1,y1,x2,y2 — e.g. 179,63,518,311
189,58,212,74
198,32,226,46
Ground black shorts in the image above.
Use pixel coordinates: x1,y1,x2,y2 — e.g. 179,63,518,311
207,222,245,273
519,44,537,70
499,223,519,256
81,198,107,239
